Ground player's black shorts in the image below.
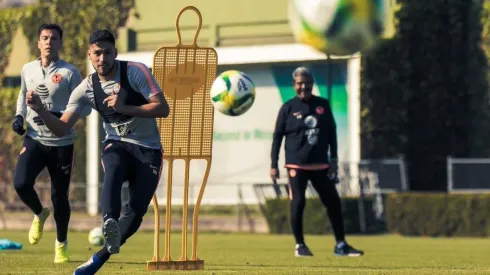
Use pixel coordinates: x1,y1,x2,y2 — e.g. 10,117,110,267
99,140,162,218
14,135,74,188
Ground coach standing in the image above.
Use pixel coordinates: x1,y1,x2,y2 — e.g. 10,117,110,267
270,66,364,257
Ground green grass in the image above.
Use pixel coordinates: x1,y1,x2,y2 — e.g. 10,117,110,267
1,231,490,274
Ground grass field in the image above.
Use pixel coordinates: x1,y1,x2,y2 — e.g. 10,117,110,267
1,230,490,274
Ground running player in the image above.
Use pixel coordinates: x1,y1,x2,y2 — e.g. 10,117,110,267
12,23,90,263
25,29,169,275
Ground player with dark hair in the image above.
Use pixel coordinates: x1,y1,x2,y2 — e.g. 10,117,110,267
26,29,169,275
270,66,364,257
12,23,90,263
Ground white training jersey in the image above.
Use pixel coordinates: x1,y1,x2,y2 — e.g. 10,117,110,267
15,58,91,147
65,60,163,149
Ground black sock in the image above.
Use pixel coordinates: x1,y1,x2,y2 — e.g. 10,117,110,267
290,198,306,245
326,200,346,242
95,247,111,262
316,183,346,242
53,200,70,243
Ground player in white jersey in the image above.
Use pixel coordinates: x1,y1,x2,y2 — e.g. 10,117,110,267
26,29,169,275
12,23,90,264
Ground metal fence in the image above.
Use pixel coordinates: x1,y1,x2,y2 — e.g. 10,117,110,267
0,158,408,233
0,158,409,213
447,157,490,193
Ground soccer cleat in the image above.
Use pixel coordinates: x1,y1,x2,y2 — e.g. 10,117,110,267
54,240,69,263
295,244,314,257
334,242,364,257
73,255,106,275
103,218,120,254
28,207,50,245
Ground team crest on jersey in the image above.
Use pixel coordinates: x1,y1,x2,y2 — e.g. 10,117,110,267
315,106,324,115
113,83,121,94
51,73,62,84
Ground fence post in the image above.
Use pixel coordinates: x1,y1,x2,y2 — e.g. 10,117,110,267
357,173,366,233
237,184,242,232
398,154,409,191
446,156,453,192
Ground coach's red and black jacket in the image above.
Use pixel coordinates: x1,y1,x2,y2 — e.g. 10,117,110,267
270,95,338,170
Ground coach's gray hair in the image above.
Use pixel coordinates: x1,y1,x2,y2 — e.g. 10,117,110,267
292,66,314,80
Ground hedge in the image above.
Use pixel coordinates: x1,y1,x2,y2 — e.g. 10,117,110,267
263,197,387,235
262,193,490,237
386,193,490,237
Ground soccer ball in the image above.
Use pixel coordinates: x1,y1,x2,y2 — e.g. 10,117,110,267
288,0,385,56
88,227,105,246
210,70,256,116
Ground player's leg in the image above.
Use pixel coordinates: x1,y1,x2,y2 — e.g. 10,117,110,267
287,168,313,257
46,143,74,263
309,169,364,257
99,142,132,254
92,144,161,262
13,136,50,244
118,145,162,246
74,141,130,275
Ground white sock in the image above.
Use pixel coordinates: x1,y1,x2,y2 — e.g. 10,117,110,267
56,239,67,245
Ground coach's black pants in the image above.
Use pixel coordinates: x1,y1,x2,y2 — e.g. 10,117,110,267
100,140,162,248
13,136,74,242
287,168,345,245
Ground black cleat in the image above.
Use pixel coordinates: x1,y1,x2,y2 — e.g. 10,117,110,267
295,244,313,257
334,242,364,257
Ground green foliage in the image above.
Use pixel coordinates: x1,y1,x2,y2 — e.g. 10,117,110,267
0,87,24,184
0,7,29,85
386,193,490,237
466,1,490,158
361,0,489,191
360,38,409,158
481,1,490,57
262,197,385,235
22,0,134,76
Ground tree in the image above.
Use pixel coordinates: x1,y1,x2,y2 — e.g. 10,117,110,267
22,0,134,76
361,0,489,191
0,7,29,85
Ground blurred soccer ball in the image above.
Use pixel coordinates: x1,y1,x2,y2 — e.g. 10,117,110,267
288,0,385,56
210,70,256,116
88,227,104,246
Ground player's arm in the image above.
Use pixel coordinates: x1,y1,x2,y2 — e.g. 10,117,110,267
26,81,88,137
12,67,28,135
271,105,287,169
15,67,27,119
110,92,169,118
34,108,80,137
325,101,338,161
108,62,169,118
69,68,91,117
